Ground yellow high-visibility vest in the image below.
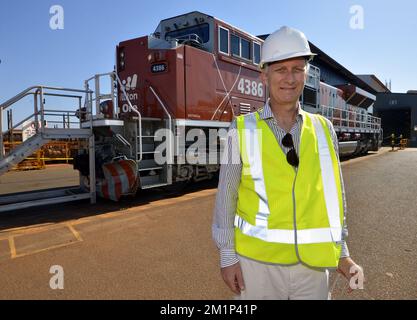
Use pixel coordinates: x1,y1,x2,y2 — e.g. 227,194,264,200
235,109,344,268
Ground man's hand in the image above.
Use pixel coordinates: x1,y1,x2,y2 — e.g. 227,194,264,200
221,262,245,295
337,257,365,293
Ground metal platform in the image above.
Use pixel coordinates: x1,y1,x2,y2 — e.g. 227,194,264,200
81,119,124,128
0,187,92,213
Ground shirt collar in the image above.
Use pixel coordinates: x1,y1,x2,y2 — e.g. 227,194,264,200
258,99,304,123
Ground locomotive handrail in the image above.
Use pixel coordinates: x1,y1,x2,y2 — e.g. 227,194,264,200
149,85,173,167
115,133,133,158
113,72,143,162
0,86,90,111
149,86,174,120
320,104,382,132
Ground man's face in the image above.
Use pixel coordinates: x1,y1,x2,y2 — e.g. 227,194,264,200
261,57,307,106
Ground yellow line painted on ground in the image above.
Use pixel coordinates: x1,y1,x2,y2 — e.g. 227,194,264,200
0,222,56,237
0,224,63,241
13,241,82,260
8,237,16,259
0,188,218,241
0,219,96,241
67,224,83,242
7,225,84,260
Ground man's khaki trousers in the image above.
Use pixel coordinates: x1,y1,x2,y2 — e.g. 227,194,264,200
235,255,330,300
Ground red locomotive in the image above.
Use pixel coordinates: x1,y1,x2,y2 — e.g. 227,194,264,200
75,11,382,200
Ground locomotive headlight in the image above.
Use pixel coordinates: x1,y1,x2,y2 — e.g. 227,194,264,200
119,47,125,70
99,100,114,119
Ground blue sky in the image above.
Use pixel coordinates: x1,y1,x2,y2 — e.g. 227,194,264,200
1,0,416,122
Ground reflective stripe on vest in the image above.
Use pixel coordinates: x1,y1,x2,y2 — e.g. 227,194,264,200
310,114,342,242
235,111,342,244
243,113,270,227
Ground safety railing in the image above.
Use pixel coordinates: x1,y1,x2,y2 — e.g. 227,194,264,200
115,133,133,158
320,104,381,132
84,72,116,119
1,86,93,159
113,72,142,162
84,72,141,160
306,64,321,90
173,33,203,45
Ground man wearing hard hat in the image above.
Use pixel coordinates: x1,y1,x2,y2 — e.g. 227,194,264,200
213,26,363,299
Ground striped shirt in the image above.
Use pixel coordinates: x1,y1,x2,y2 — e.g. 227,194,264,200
212,101,350,268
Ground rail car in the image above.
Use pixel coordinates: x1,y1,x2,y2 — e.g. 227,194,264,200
0,11,383,208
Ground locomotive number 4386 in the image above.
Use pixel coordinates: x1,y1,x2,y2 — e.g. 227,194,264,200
237,78,264,98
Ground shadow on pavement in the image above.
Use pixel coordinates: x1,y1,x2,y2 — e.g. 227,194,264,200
0,178,219,231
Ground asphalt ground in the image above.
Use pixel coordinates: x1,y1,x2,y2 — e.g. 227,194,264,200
0,147,416,299
0,164,79,195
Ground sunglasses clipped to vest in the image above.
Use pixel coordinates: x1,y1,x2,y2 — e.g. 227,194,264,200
282,133,299,167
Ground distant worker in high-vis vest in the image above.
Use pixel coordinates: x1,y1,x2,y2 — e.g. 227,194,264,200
212,26,363,299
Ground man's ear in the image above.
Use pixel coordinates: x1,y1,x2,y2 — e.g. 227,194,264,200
304,63,310,82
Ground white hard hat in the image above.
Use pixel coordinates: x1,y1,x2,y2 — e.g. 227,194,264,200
260,26,316,69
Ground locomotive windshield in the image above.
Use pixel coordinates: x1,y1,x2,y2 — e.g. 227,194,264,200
165,23,210,44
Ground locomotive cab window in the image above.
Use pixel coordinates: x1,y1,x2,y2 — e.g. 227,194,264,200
231,35,240,57
219,26,229,55
165,23,210,44
241,38,251,60
253,42,261,65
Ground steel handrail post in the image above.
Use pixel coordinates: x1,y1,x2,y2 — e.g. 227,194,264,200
40,87,45,133
114,72,142,162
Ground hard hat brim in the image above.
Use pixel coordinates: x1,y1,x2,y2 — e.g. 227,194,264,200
260,52,317,69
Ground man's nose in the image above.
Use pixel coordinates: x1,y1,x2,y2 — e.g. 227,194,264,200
284,71,297,83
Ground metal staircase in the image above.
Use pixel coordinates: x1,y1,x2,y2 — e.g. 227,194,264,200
0,128,91,176
0,133,46,175
136,86,173,189
0,85,96,213
137,118,171,189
